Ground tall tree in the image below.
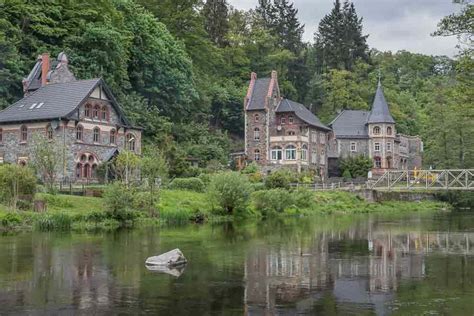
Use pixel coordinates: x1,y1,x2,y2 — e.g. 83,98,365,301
202,0,230,47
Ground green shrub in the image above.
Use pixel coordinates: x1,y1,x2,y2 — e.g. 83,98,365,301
251,189,294,216
241,162,259,174
36,212,72,231
208,172,252,214
0,164,36,208
293,188,315,209
264,169,298,189
342,169,352,180
198,173,211,186
85,210,107,223
103,182,138,223
339,155,372,178
168,177,205,192
1,212,22,229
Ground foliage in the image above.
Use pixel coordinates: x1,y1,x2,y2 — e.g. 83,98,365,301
168,178,206,193
141,146,168,215
339,156,372,178
35,212,72,231
0,212,21,229
113,151,141,185
264,168,298,189
208,172,252,214
103,182,138,224
0,164,36,210
30,135,63,192
251,188,293,216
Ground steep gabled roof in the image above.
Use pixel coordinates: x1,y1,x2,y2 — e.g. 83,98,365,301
246,78,271,110
329,110,369,138
367,82,395,124
0,78,132,127
277,99,331,131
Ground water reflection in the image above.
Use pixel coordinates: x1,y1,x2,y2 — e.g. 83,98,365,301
0,212,473,315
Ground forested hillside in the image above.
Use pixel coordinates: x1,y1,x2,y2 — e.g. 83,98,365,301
0,0,472,174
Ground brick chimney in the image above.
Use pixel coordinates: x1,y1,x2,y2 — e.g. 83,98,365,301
41,53,50,87
271,70,278,80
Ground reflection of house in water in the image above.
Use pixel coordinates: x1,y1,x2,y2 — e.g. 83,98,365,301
244,230,473,315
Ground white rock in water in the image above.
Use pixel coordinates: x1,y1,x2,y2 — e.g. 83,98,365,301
145,248,187,267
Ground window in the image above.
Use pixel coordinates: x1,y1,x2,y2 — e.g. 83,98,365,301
288,131,296,136
254,128,260,141
281,117,286,125
254,149,260,161
20,125,27,142
288,115,294,124
320,133,326,144
311,150,317,164
311,131,317,143
93,127,100,143
75,163,82,178
387,142,392,152
0,128,2,143
374,142,381,152
254,114,259,122
85,104,92,118
387,126,392,135
373,126,381,135
93,105,100,119
285,145,296,160
46,124,54,140
76,125,83,141
271,146,282,160
320,149,326,164
83,164,90,178
374,157,382,168
110,129,116,144
350,142,357,152
301,145,308,161
101,106,108,121
126,133,136,151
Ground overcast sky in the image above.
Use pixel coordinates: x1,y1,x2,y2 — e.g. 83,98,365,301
228,0,460,57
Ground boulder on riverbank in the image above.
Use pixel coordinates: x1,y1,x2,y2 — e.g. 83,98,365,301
145,248,187,267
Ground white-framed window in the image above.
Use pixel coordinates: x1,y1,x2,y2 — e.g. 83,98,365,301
374,142,381,152
254,128,260,141
285,145,296,160
373,126,381,135
350,142,357,152
301,145,308,161
374,156,382,168
311,150,317,164
20,125,28,142
311,131,317,143
387,142,392,152
387,126,392,135
320,149,325,164
320,132,326,144
254,149,260,161
288,115,294,124
76,125,83,141
281,117,286,125
271,146,282,160
93,127,100,143
126,133,136,151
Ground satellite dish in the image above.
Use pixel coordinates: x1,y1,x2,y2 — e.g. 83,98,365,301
51,120,59,129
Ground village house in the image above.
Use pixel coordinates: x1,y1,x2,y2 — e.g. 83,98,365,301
327,80,423,176
0,52,142,182
244,71,331,178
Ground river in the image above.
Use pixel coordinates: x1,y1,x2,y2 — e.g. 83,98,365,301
0,211,473,315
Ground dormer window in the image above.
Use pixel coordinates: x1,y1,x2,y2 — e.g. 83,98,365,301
85,104,92,118
288,115,294,124
126,133,136,151
101,105,108,121
281,117,286,125
93,105,100,119
373,126,381,135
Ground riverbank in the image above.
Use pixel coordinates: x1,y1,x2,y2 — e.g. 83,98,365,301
0,189,449,232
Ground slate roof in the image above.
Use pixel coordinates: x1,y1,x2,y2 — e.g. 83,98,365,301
277,99,331,131
246,78,271,110
0,78,134,128
329,110,369,138
367,82,395,124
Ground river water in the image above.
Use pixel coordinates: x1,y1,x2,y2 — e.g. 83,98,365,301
0,211,473,315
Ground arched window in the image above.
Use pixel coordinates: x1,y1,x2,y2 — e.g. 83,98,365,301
109,129,116,144
271,146,282,160
93,127,100,143
126,133,136,151
288,131,296,136
85,104,92,118
301,144,308,161
76,163,82,179
254,149,260,161
374,156,382,168
46,124,54,140
101,105,108,121
288,115,294,124
20,125,28,142
254,128,260,141
387,126,392,135
93,105,100,119
76,125,83,141
254,113,259,122
0,128,3,143
285,145,296,160
83,164,90,178
373,126,381,135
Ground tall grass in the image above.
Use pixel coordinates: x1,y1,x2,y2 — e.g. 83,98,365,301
35,212,72,231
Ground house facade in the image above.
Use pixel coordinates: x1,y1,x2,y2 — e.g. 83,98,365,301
0,52,142,182
327,81,423,176
244,71,331,177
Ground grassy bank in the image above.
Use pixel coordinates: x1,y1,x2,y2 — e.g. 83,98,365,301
0,189,448,232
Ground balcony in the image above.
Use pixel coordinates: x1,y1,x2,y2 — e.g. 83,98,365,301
270,135,309,143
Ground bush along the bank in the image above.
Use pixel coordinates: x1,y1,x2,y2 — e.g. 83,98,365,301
251,189,294,216
264,168,299,189
168,177,206,192
0,164,37,210
208,172,252,215
103,182,140,225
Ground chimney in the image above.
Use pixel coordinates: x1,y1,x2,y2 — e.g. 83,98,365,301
41,53,50,87
271,70,278,80
251,72,257,80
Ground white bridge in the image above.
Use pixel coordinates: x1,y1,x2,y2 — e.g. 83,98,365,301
368,169,474,191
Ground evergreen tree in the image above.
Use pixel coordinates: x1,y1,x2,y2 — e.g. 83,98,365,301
273,0,304,53
202,0,230,47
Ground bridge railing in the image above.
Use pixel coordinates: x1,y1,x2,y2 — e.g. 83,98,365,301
367,169,474,191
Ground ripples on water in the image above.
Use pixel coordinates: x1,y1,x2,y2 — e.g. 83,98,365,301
0,211,473,315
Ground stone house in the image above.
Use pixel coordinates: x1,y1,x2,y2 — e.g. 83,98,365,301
0,52,142,182
327,81,423,176
244,71,331,177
